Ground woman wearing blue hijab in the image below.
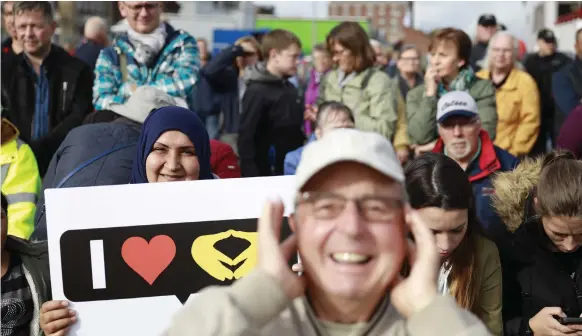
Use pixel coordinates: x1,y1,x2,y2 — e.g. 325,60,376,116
130,106,213,183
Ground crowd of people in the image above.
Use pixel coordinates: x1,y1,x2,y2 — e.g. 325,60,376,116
1,1,582,336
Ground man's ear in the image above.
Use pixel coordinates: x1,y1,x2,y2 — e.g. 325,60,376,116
118,2,127,17
314,127,322,140
533,196,539,209
289,213,297,232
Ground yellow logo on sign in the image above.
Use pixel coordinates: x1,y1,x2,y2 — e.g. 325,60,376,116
191,230,257,281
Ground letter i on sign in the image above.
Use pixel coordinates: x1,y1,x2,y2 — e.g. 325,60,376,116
90,240,107,289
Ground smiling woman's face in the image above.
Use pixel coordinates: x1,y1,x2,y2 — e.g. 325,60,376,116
145,130,200,183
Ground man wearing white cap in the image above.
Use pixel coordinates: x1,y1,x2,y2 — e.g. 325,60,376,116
32,86,178,241
168,128,490,335
430,91,518,258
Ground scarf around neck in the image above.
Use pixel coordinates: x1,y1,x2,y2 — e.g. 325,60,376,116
437,67,476,97
127,23,167,66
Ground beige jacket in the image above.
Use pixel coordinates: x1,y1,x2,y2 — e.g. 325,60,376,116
167,269,492,336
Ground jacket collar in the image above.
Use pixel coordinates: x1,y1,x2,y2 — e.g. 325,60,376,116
5,236,48,257
433,129,501,182
1,118,19,145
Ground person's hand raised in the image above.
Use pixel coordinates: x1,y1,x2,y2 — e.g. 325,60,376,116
40,300,77,336
390,207,439,318
424,66,439,97
258,198,306,299
304,104,318,122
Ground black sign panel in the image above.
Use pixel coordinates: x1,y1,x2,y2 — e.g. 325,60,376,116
60,218,292,304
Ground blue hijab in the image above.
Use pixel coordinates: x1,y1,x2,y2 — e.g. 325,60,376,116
130,106,213,184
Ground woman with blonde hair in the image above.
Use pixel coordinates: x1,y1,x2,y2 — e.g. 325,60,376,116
198,35,261,151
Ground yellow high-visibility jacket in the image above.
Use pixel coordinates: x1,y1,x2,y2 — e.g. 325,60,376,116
1,118,41,239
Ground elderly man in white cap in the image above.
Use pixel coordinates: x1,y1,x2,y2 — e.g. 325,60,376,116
31,86,178,241
167,128,491,335
430,90,518,261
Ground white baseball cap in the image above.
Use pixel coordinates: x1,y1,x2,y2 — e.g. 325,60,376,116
436,91,479,123
109,86,185,124
294,128,405,195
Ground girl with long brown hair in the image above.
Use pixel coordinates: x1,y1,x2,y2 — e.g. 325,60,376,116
405,153,503,335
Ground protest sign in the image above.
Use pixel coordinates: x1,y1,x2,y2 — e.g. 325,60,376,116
46,176,296,335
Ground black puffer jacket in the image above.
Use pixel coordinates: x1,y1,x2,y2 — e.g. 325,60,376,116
237,62,304,177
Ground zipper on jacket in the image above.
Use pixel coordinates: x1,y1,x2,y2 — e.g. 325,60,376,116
62,81,68,113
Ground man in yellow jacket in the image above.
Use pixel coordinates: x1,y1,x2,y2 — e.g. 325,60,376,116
1,117,41,239
476,31,540,157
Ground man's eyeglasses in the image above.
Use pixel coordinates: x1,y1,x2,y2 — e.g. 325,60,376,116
124,2,160,12
295,191,403,222
400,57,420,62
440,116,479,129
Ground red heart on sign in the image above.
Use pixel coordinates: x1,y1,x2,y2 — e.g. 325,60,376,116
121,235,176,285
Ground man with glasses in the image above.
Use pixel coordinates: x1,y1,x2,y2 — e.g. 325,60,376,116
396,45,423,101
93,1,199,111
168,128,490,335
431,91,518,257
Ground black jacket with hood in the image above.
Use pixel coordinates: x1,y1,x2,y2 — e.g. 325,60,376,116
491,158,582,336
237,62,305,177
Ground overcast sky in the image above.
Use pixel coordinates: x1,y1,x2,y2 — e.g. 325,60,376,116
254,1,530,40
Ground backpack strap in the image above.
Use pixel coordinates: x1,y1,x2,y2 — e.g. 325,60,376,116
360,68,376,90
34,143,137,234
114,46,128,83
56,143,136,188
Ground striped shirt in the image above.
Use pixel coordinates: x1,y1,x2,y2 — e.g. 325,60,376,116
1,253,33,336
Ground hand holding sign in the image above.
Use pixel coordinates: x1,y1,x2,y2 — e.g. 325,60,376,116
258,199,306,299
40,300,76,336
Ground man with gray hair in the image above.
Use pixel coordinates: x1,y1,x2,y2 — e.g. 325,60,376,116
284,101,355,175
75,16,109,70
1,1,94,177
168,127,491,335
32,86,177,241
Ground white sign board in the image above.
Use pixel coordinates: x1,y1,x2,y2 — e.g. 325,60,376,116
46,176,296,335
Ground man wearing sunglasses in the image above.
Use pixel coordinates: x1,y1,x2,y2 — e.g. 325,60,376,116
93,1,199,111
431,91,518,259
